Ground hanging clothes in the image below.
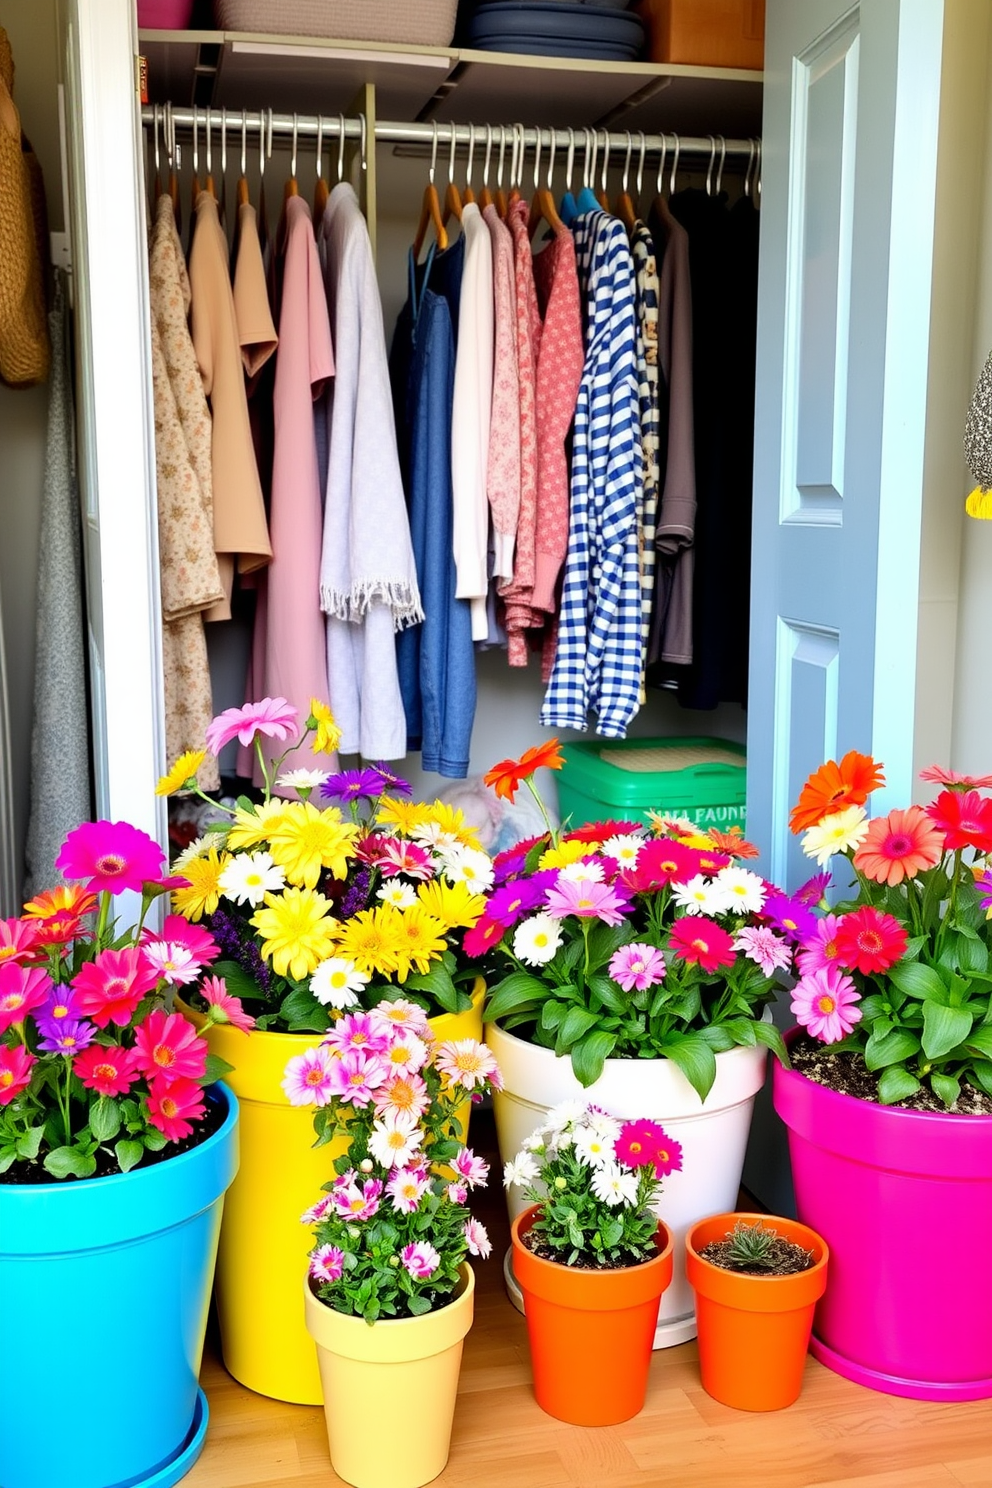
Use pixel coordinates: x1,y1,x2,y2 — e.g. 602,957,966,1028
189,189,272,618
630,220,661,698
541,211,643,738
318,181,422,761
451,201,495,642
483,201,520,585
500,199,541,666
24,278,92,896
240,193,336,782
233,198,278,383
647,197,695,670
147,193,224,791
392,239,476,778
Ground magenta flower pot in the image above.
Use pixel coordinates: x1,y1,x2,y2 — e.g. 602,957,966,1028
773,1034,992,1401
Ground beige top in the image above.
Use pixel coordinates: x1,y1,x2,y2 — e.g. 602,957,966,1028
233,200,277,380
189,190,271,620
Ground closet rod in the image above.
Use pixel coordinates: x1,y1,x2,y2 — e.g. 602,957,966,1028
140,106,759,159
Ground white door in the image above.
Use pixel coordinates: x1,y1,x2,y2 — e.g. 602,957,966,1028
747,0,945,893
60,0,166,848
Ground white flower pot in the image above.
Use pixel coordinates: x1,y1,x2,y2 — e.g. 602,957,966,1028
488,1019,769,1348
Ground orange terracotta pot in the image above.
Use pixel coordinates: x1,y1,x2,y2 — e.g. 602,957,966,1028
685,1213,829,1411
510,1205,674,1426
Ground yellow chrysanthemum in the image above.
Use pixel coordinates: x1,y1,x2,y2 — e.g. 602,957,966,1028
309,698,342,756
172,846,227,922
227,798,290,851
377,797,431,835
539,838,592,870
416,877,485,931
419,800,480,847
267,801,360,889
683,832,716,850
155,750,206,797
250,886,339,980
391,905,449,982
333,906,402,979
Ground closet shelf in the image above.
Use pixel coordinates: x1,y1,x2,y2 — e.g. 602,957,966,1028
139,29,762,137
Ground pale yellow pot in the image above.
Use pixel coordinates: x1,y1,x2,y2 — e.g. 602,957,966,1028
304,1264,475,1488
181,980,483,1405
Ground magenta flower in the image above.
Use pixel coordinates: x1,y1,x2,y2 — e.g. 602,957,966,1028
609,942,666,992
401,1240,441,1279
281,1044,338,1107
795,871,832,907
332,1177,383,1221
147,915,218,964
452,1146,490,1188
762,892,817,944
320,768,392,804
0,1043,35,1105
309,1244,345,1283
463,1218,492,1258
386,1167,431,1214
733,925,792,976
0,962,52,1032
790,964,862,1043
0,916,41,966
301,1193,335,1224
142,940,201,987
204,697,299,756
447,1181,468,1204
544,876,631,927
323,1011,391,1058
200,974,256,1033
462,914,505,959
377,839,434,880
795,914,842,977
36,1017,96,1055
73,946,160,1028
486,875,558,930
326,1048,390,1107
55,820,165,896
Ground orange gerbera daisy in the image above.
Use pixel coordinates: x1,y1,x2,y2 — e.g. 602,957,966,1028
706,827,761,860
852,806,943,886
21,884,98,920
789,751,885,835
484,738,564,802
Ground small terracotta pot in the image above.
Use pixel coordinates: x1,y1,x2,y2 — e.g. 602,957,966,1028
685,1212,829,1411
511,1204,674,1426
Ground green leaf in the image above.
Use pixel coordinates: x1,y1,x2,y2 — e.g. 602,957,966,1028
539,999,570,1033
211,959,263,1001
752,1019,790,1066
406,1292,432,1316
0,1148,16,1173
864,1027,921,1072
403,963,460,1015
202,1053,235,1087
143,1127,168,1151
556,1006,600,1049
970,1060,992,1096
930,1071,961,1108
89,1097,121,1143
115,1138,144,1173
876,1067,922,1104
921,1002,974,1061
570,1030,618,1087
587,976,628,1015
723,1017,757,1047
888,960,949,1003
15,1125,44,1160
955,935,989,975
697,1024,736,1053
278,986,330,1033
659,1035,718,1103
44,1145,98,1180
964,1025,992,1060
483,972,549,1024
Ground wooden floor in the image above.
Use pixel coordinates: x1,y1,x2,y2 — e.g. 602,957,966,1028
188,1115,992,1488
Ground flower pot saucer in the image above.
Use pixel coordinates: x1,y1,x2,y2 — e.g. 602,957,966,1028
810,1334,992,1403
113,1389,209,1488
502,1247,698,1348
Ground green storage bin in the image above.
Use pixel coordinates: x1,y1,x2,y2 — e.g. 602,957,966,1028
557,737,746,832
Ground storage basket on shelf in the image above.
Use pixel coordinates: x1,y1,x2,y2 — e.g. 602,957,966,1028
634,0,765,69
556,737,746,833
212,0,460,47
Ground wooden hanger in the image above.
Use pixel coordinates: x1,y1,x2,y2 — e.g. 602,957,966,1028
313,114,329,223
479,124,494,211
616,131,638,235
528,131,565,238
442,127,462,226
413,122,448,260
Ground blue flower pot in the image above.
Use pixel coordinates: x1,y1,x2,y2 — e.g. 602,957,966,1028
0,1083,239,1488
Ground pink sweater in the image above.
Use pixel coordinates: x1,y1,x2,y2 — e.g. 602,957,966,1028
531,228,583,617
501,200,541,667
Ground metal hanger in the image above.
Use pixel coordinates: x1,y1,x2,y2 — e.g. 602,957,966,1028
616,129,637,233
479,123,494,210
669,133,681,196
413,119,448,259
598,128,611,210
529,127,565,238
705,135,717,196
464,123,476,204
313,114,328,222
715,135,727,196
495,124,508,219
743,137,756,198
337,112,346,182
442,123,463,224
204,106,215,197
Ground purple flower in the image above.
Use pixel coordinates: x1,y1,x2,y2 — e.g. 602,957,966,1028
321,769,393,804
36,1017,96,1054
609,942,666,991
366,764,412,798
338,865,373,921
762,892,817,944
486,874,556,929
978,872,992,915
40,987,84,1023
207,908,272,998
795,871,832,907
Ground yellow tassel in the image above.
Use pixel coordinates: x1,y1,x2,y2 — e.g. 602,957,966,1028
965,485,992,519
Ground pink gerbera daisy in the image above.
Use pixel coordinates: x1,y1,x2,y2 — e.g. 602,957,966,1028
145,1076,206,1141
72,1043,141,1097
377,839,434,880
133,1008,208,1083
0,962,52,1033
434,1038,501,1091
72,946,160,1028
919,764,992,790
615,1119,683,1176
834,906,907,975
323,1012,391,1058
141,941,201,987
281,1044,338,1107
853,806,944,885
204,697,299,756
309,1245,345,1284
0,1043,35,1104
733,925,792,977
401,1240,440,1279
452,1146,489,1188
386,1166,430,1214
608,942,666,992
326,1048,390,1107
796,914,842,976
200,974,256,1032
790,965,862,1043
544,875,631,927
0,916,41,966
55,820,165,896
463,1218,492,1258
668,916,736,974
145,915,218,965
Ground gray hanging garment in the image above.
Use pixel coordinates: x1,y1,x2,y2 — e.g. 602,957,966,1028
964,346,992,518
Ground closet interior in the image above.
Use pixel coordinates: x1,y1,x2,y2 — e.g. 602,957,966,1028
138,28,763,835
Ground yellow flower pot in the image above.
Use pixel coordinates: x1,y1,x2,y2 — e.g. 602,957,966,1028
181,980,483,1404
304,1264,475,1488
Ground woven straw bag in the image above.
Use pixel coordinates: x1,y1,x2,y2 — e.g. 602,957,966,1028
213,0,459,47
0,27,50,389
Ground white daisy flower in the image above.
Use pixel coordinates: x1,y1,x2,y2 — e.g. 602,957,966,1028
714,865,766,915
573,1125,617,1169
368,1109,424,1170
544,1099,588,1133
671,874,727,917
310,957,370,1009
557,858,606,883
275,768,331,793
512,912,562,966
376,881,418,910
521,1131,547,1153
601,834,646,865
172,835,211,874
218,850,286,908
590,1163,640,1207
441,845,495,893
503,1151,540,1188
585,1109,623,1141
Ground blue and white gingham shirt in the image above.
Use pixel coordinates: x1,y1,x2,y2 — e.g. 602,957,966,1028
541,212,644,737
